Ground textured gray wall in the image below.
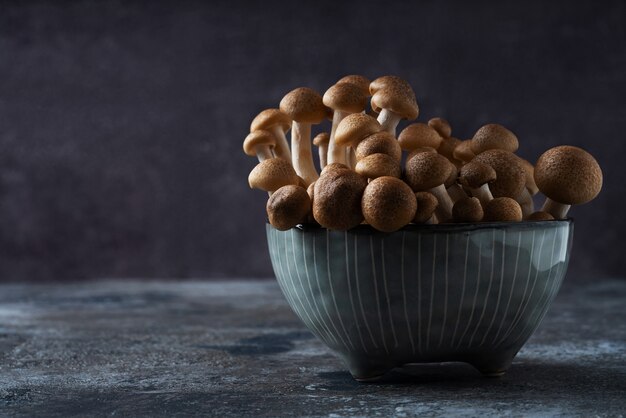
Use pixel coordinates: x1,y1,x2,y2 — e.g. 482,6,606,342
0,0,623,281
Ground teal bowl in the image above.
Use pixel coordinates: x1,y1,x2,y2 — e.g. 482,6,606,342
267,220,573,381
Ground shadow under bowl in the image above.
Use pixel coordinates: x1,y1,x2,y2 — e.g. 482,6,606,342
267,220,573,381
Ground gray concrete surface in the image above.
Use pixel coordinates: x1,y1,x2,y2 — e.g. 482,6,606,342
0,279,624,417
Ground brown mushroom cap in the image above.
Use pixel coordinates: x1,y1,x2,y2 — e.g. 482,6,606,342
248,158,299,192
354,131,402,162
527,211,555,221
279,87,328,124
453,139,475,163
405,152,452,191
398,123,443,151
459,160,497,188
323,82,368,113
534,145,603,205
321,162,351,175
313,132,330,147
334,113,383,147
250,108,292,133
413,192,439,223
362,177,417,232
336,74,371,94
470,124,519,155
266,185,311,231
474,149,526,198
484,197,523,222
428,117,452,138
243,130,277,157
306,181,316,201
519,158,539,195
452,197,484,223
355,153,402,179
406,147,438,164
369,76,419,120
437,136,463,166
444,160,459,188
313,168,367,230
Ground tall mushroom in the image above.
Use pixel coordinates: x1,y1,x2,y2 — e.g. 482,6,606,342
250,109,292,161
405,152,454,222
313,132,330,169
534,145,603,219
280,88,328,186
243,130,276,162
369,76,419,135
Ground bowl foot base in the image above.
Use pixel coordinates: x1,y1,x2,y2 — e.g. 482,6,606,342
469,351,516,377
344,357,394,382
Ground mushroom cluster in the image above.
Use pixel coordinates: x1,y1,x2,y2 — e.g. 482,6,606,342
245,76,603,232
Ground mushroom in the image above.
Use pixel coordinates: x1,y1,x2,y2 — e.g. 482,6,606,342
470,123,519,155
444,160,467,203
406,146,438,164
405,152,454,222
473,149,526,199
334,113,383,162
484,197,523,222
323,82,369,165
534,145,603,219
398,123,443,153
313,167,367,230
452,139,475,164
336,74,371,94
362,176,417,232
248,158,300,195
250,109,292,161
517,158,539,218
459,160,496,206
527,211,555,221
413,191,439,224
243,130,276,162
280,87,328,185
355,153,402,180
452,197,484,223
428,117,452,138
266,185,312,231
313,132,330,169
354,131,402,162
369,76,419,135
437,136,463,167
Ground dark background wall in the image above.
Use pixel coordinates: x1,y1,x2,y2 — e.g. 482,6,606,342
0,0,623,281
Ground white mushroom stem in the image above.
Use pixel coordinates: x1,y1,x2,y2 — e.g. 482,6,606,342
317,143,328,169
291,122,319,186
377,109,403,136
254,146,274,162
426,214,438,224
541,198,571,219
429,184,453,222
518,188,534,219
268,126,292,161
447,184,467,203
327,110,349,165
469,184,494,207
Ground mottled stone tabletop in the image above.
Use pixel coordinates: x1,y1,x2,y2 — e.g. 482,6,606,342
0,279,624,417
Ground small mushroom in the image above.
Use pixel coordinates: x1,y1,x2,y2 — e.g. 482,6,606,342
445,161,467,203
452,197,484,223
250,109,292,161
428,117,452,138
527,211,555,221
459,160,496,206
369,76,419,135
266,185,312,231
473,149,526,199
413,191,439,224
323,82,369,165
334,113,383,157
534,145,603,219
321,162,351,175
398,123,443,152
355,153,402,180
362,177,417,232
243,130,276,162
484,197,523,222
452,139,475,164
470,123,519,155
405,152,454,222
354,131,402,162
437,136,463,167
280,87,328,185
313,132,330,169
248,158,300,194
313,168,367,230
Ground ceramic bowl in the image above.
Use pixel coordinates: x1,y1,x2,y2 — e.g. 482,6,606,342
267,220,573,381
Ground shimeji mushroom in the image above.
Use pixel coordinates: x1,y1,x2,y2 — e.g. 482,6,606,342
534,145,603,219
453,140,475,164
484,197,523,222
250,109,292,161
428,117,452,138
470,123,519,155
398,123,443,154
323,82,368,165
243,130,276,162
369,76,419,135
355,153,402,180
354,131,402,162
414,191,439,224
248,158,300,195
362,176,417,232
280,88,328,185
313,166,367,230
474,149,526,200
437,136,463,167
336,74,371,94
266,185,312,231
406,146,438,164
405,152,454,222
527,211,555,221
452,197,484,223
444,160,467,203
517,158,539,218
459,161,497,207
313,132,330,169
334,113,383,161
